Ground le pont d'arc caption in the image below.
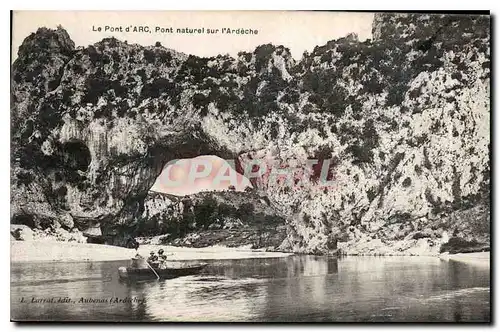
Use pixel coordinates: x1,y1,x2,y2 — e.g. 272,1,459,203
93,25,258,35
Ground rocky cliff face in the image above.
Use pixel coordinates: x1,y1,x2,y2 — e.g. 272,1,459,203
11,13,490,254
132,190,286,248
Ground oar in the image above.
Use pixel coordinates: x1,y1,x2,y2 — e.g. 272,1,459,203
145,260,160,280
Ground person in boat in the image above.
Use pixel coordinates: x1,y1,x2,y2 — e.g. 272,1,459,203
157,249,168,269
147,251,159,268
130,252,145,268
158,249,167,261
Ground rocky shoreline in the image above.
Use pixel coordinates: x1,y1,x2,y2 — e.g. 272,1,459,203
10,239,293,263
11,221,489,261
10,237,489,268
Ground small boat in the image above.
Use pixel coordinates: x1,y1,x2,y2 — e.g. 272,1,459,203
118,257,207,280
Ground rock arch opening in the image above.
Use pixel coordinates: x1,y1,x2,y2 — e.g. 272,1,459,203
150,155,252,196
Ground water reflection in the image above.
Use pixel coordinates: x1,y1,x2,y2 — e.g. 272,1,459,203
11,255,489,322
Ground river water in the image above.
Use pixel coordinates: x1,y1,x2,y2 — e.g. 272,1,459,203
11,255,490,322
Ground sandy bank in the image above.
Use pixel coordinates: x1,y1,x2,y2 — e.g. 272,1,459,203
10,240,293,263
439,252,490,268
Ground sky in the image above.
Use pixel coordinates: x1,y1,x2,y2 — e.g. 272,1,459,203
149,156,252,196
12,11,374,60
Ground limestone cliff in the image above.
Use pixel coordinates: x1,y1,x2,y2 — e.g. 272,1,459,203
11,13,490,255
